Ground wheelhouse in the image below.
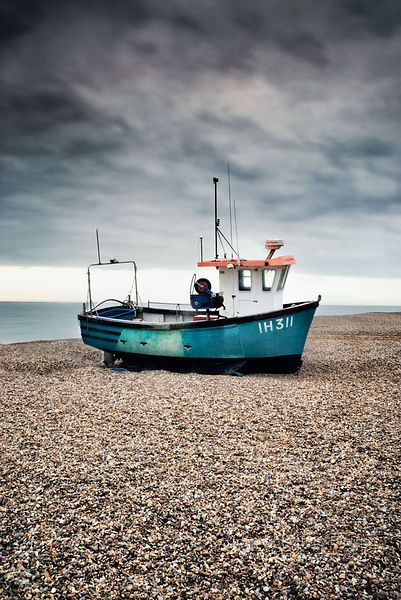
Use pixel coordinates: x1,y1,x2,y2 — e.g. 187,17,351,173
197,240,296,317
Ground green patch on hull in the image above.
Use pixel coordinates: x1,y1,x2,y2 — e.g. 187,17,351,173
117,328,184,357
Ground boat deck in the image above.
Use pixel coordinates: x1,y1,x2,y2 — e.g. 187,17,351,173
82,301,313,326
87,303,219,324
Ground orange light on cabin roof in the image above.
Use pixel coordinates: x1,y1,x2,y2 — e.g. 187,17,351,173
265,240,284,251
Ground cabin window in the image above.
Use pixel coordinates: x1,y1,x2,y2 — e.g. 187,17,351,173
277,267,289,290
263,269,275,291
238,269,252,291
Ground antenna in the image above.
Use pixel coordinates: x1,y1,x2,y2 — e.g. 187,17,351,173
227,163,233,257
233,197,240,264
96,229,101,264
199,236,204,262
213,177,219,259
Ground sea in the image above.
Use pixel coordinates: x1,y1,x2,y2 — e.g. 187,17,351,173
0,302,400,345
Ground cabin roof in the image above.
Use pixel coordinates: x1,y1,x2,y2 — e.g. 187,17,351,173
197,255,296,269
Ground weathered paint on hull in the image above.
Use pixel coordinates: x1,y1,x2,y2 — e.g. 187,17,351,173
79,301,318,373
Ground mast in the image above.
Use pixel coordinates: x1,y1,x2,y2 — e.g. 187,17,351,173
213,177,219,259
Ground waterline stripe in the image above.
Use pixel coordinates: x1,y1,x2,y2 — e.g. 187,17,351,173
81,325,121,336
82,333,119,344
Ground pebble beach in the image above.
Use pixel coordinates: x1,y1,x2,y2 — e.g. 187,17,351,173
0,313,400,599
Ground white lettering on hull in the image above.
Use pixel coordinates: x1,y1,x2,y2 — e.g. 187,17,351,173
258,315,294,334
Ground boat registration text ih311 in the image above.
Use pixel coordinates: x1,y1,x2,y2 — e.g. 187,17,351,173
258,316,294,334
78,177,320,374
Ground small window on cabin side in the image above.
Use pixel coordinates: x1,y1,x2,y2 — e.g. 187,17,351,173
263,269,275,291
238,269,252,291
277,267,289,291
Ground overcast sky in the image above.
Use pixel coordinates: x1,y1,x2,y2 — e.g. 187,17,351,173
1,0,400,302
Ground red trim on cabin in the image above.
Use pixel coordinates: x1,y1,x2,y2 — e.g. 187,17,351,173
197,255,296,268
267,255,296,266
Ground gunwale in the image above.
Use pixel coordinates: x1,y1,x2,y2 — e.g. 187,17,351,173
79,299,319,331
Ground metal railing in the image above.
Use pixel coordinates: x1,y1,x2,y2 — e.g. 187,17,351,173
146,301,193,311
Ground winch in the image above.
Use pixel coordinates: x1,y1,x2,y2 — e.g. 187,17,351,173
190,277,224,311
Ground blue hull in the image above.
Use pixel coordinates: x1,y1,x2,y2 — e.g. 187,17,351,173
78,301,318,374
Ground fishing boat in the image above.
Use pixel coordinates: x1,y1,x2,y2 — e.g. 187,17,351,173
78,178,320,374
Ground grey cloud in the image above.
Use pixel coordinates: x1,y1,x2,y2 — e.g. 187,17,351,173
0,0,53,47
0,0,400,280
1,85,92,135
320,136,398,168
340,0,401,37
274,31,329,67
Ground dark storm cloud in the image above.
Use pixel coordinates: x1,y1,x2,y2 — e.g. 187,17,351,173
274,31,328,67
340,0,401,36
0,0,53,47
0,0,400,278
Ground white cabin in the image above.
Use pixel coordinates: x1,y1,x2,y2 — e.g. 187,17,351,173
198,240,296,317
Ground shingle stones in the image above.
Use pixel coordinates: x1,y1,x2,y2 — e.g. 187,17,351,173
0,313,400,598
